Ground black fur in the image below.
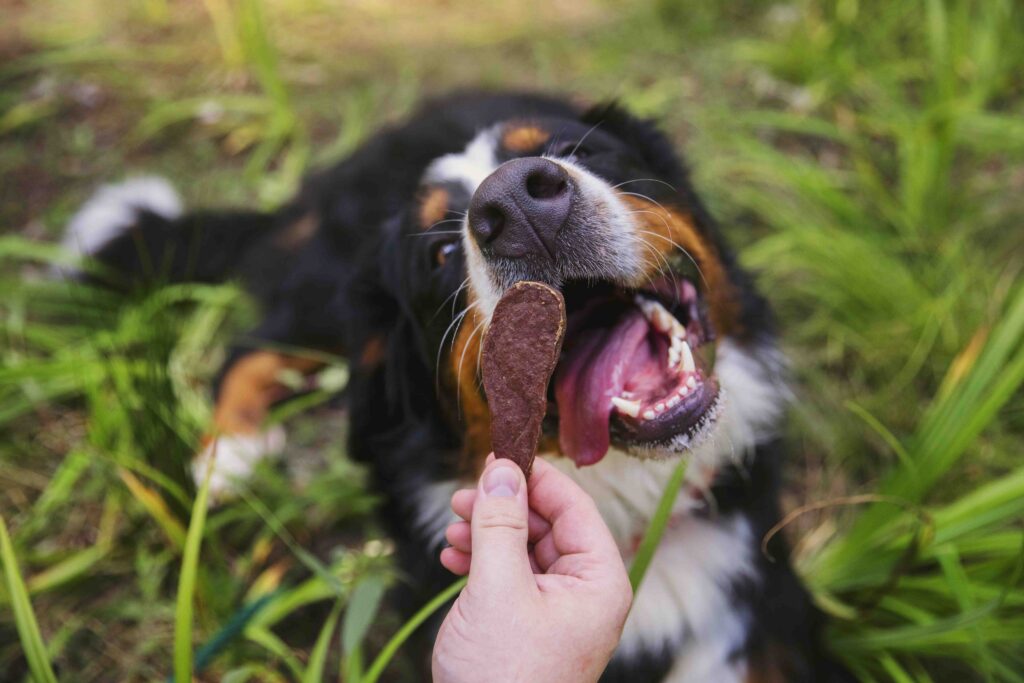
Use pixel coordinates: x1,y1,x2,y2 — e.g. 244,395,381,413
87,90,851,681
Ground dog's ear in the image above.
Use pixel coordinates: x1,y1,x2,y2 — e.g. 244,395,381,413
580,101,687,187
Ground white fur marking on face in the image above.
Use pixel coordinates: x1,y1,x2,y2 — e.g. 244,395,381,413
461,227,502,321
549,157,647,285
193,426,286,503
461,155,648,326
62,176,182,256
426,128,504,320
425,128,500,197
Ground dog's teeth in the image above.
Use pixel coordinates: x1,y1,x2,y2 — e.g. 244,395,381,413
636,296,678,335
668,347,680,368
611,396,641,418
655,402,666,413
653,307,674,334
680,341,695,374
678,385,689,397
686,375,697,389
642,409,657,421
635,295,656,319
667,395,680,408
672,319,687,340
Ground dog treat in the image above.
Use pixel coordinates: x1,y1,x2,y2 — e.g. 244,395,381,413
481,281,566,477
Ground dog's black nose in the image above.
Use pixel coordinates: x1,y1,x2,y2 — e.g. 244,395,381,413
468,157,572,259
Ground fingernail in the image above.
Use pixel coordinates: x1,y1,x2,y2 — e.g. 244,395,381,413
483,463,520,497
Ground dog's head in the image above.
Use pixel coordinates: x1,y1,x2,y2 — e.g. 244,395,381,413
364,100,783,477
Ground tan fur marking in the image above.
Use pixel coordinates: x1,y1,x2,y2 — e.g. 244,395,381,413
449,306,493,476
620,195,742,336
501,124,551,153
212,352,323,435
418,187,450,230
359,335,386,368
275,212,319,249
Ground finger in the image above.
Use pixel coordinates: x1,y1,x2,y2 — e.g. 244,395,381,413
468,458,534,592
532,530,559,573
440,547,471,575
525,459,624,578
527,458,618,554
445,521,472,553
451,488,476,521
527,547,543,574
446,514,549,559
527,509,552,542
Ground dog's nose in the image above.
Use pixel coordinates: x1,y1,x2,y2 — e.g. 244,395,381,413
468,157,572,259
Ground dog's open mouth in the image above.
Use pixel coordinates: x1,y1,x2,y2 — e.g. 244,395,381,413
547,274,720,466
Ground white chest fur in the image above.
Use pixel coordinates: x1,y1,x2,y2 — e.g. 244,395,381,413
550,450,758,682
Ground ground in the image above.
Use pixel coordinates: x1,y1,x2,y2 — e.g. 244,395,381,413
1,1,1023,681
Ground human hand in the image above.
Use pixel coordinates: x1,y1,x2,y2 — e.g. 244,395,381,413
432,455,632,683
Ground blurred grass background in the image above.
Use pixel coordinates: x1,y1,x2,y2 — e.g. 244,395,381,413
1,0,1023,681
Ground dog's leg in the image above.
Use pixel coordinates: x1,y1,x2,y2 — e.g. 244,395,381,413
195,331,329,499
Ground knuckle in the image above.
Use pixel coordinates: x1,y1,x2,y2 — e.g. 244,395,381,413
476,506,527,532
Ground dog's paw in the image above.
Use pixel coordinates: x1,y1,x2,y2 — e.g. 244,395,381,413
193,425,286,502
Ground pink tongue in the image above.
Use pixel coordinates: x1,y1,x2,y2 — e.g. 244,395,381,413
554,309,651,466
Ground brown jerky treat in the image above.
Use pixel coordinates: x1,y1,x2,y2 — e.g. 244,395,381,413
481,281,566,477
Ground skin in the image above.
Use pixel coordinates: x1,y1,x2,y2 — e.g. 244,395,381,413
433,455,633,683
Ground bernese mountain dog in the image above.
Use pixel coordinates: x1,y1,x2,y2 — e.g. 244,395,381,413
64,91,853,682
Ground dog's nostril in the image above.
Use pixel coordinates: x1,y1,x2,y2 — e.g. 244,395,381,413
525,170,567,201
474,204,505,242
468,157,572,260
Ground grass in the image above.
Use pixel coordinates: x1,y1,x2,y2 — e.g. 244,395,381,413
1,0,1022,680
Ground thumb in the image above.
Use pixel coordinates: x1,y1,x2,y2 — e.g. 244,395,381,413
468,458,534,592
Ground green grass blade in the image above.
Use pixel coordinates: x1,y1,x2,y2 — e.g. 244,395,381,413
0,516,58,683
245,626,305,680
173,444,216,683
629,458,689,592
360,577,467,683
302,599,342,683
341,573,387,677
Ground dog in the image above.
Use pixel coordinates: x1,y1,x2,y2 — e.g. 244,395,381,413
64,91,853,682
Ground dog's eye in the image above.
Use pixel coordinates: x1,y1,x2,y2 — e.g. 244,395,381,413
550,141,591,160
433,240,459,267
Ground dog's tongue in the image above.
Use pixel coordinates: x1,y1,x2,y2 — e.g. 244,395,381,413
555,309,650,466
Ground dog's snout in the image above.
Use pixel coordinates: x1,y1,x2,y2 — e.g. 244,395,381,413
468,157,572,259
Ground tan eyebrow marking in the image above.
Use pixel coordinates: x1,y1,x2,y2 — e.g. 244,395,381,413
419,186,450,230
502,124,551,153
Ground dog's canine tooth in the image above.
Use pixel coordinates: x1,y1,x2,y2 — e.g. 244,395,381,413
611,396,641,418
653,306,674,333
681,341,695,374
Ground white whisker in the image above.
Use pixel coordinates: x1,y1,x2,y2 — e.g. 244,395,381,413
456,315,488,409
611,177,679,192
